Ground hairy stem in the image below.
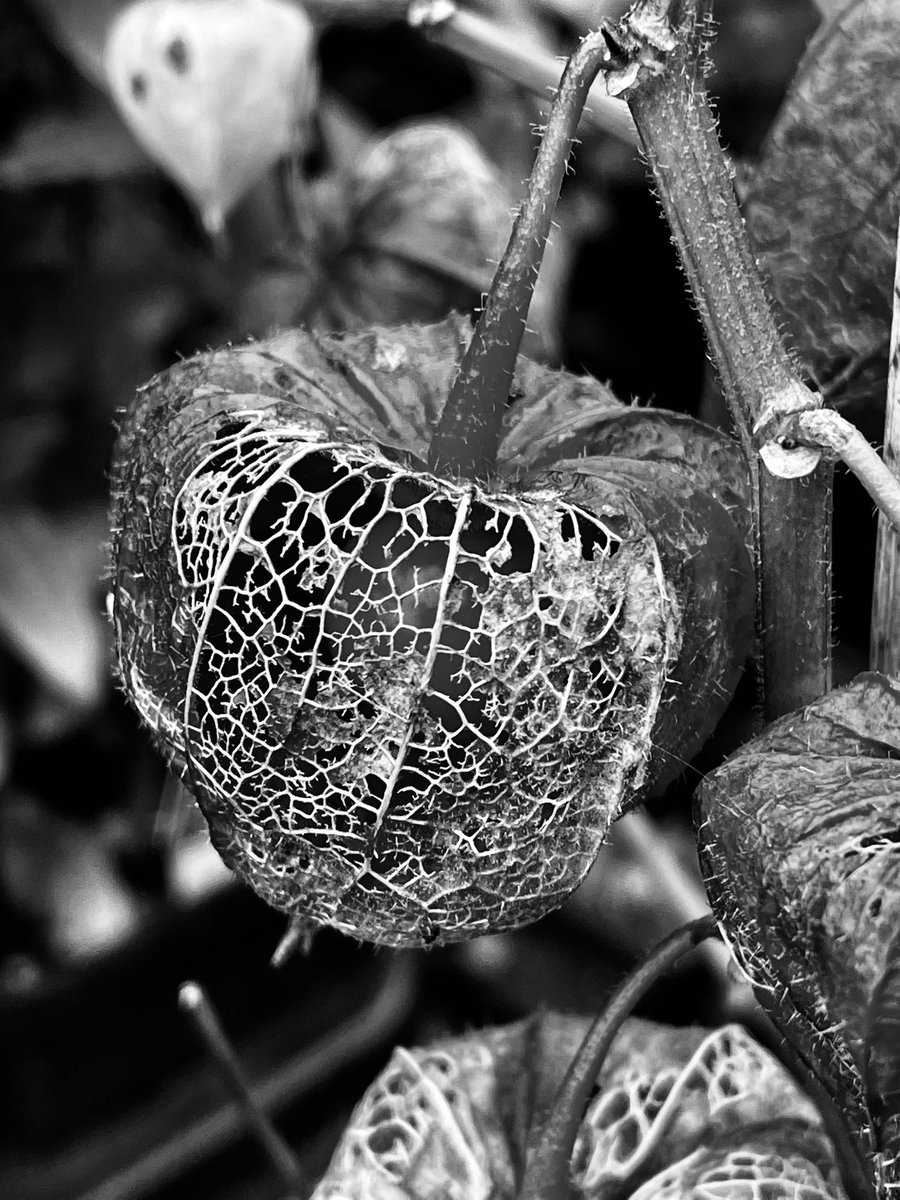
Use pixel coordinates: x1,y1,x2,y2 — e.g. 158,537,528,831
521,916,718,1200
427,27,610,481
603,0,832,719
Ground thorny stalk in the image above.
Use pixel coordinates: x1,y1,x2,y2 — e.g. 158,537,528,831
600,0,832,720
426,27,612,481
871,211,900,675
520,916,718,1200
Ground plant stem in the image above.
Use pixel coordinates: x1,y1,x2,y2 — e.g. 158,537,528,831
179,981,307,1198
427,28,611,481
872,211,900,676
408,2,636,144
520,915,718,1200
602,0,832,720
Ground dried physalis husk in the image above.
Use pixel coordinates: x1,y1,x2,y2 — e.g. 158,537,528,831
104,0,317,234
109,316,752,947
322,119,513,327
310,1013,845,1199
238,120,516,338
698,672,900,1194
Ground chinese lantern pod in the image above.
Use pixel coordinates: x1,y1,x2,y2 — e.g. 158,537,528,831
698,672,900,1188
311,1015,844,1200
110,317,753,947
104,0,317,234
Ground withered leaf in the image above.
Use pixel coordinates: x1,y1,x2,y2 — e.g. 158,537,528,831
698,673,900,1192
744,0,900,430
310,1014,845,1199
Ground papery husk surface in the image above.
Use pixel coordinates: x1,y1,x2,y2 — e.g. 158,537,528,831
311,1013,846,1200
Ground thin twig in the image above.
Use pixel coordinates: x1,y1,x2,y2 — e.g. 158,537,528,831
773,408,900,536
408,2,637,144
871,211,900,676
179,981,307,1199
521,916,718,1200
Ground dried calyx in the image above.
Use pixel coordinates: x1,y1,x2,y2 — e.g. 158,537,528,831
311,1002,847,1199
699,674,900,1199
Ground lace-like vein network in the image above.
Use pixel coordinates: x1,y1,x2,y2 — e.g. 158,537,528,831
164,418,660,932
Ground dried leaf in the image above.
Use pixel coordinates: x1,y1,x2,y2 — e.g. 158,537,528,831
311,1014,845,1199
698,673,900,1191
109,317,752,947
744,0,900,427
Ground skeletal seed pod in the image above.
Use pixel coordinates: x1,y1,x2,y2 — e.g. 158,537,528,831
104,0,317,234
109,316,753,947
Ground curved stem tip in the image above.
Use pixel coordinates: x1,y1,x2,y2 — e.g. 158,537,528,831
427,27,613,482
520,914,718,1200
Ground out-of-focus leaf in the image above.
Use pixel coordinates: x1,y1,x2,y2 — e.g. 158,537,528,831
0,505,108,712
103,0,318,234
28,0,125,83
698,673,900,1192
311,1014,845,1199
0,417,62,499
562,810,750,1022
0,791,143,963
744,0,900,431
0,98,151,187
